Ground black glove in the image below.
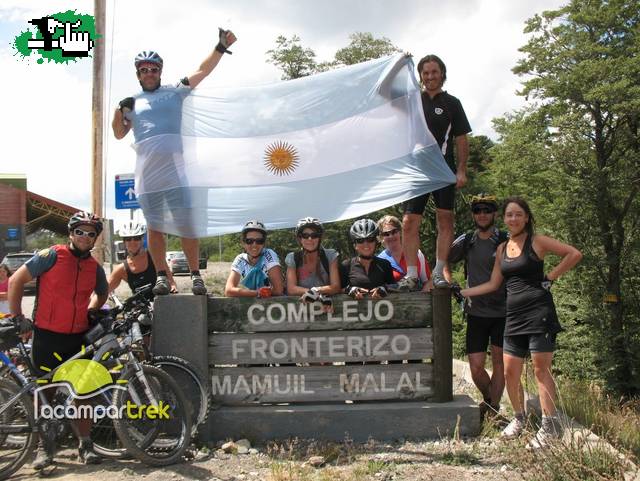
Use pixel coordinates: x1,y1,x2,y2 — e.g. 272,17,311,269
374,286,388,298
319,295,333,308
347,286,364,299
12,314,32,334
450,283,464,304
87,307,109,327
301,287,321,303
215,27,233,54
119,97,135,112
541,275,554,292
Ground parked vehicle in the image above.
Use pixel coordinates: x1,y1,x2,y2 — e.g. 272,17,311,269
166,251,189,275
1,253,36,291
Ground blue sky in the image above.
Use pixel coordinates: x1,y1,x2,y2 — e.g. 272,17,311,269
0,0,565,229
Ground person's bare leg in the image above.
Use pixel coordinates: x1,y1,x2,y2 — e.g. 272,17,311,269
432,208,454,287
503,353,525,414
401,213,422,289
468,352,491,401
181,237,200,271
148,229,171,295
489,345,506,407
147,229,169,272
181,237,206,295
531,352,556,416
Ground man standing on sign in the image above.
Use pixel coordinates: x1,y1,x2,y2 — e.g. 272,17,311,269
400,54,471,290
112,29,236,296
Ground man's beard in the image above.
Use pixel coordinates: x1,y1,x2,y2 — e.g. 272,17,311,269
140,80,160,92
474,220,495,233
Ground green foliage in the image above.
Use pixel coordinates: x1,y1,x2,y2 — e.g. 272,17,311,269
333,32,401,66
26,229,67,251
266,35,317,80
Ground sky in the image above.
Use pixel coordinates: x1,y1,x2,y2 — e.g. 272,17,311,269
0,0,565,230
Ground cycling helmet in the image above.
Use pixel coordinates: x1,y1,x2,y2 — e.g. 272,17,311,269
470,193,498,211
295,217,323,237
134,50,163,69
349,218,378,241
118,221,147,238
68,211,103,235
241,220,267,238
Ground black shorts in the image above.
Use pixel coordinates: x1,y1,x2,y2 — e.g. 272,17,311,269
403,183,456,213
503,332,557,359
466,315,505,354
32,327,87,376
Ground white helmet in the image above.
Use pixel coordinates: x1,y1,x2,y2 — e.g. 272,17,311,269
118,221,147,238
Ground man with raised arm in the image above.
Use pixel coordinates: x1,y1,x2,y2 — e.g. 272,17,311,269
112,29,237,296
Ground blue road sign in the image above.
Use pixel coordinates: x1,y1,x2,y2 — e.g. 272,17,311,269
115,174,140,210
7,228,19,240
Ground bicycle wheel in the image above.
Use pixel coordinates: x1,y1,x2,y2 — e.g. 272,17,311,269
0,379,37,480
89,390,131,459
150,356,209,434
112,364,191,466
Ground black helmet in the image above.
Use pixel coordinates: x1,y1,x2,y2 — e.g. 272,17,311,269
134,50,163,69
470,193,498,211
68,211,103,235
349,218,378,241
295,217,323,237
241,220,267,238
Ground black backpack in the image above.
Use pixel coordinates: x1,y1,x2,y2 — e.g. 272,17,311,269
461,229,509,279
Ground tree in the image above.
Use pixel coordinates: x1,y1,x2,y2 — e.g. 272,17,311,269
266,35,317,80
333,32,401,66
497,0,640,395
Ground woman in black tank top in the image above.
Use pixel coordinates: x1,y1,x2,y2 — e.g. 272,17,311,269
458,197,582,447
108,230,176,297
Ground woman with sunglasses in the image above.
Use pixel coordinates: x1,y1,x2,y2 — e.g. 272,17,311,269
340,219,395,300
108,221,177,297
457,197,582,449
285,217,341,311
377,215,431,292
225,220,283,297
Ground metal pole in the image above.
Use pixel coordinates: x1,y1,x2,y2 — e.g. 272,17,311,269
219,235,222,262
91,0,106,262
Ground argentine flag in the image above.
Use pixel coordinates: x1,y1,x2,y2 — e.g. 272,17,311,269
133,53,455,237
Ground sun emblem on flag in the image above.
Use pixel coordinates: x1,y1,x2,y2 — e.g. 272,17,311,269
264,141,299,176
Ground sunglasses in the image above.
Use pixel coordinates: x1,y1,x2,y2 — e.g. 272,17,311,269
138,67,160,74
123,236,143,241
355,237,377,244
472,207,495,214
299,232,321,240
73,228,97,238
382,228,399,237
244,237,265,245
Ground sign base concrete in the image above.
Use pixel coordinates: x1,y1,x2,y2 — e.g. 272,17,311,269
204,395,480,443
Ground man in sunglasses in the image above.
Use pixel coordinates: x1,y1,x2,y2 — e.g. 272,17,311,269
446,194,507,419
7,211,108,467
112,29,237,297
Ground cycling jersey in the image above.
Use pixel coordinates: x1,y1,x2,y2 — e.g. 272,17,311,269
26,245,107,334
124,251,156,297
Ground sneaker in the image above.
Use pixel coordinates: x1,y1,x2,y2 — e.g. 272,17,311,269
78,441,102,465
191,275,207,295
152,275,170,295
526,425,560,450
501,416,525,439
32,444,55,470
432,271,449,288
397,276,419,292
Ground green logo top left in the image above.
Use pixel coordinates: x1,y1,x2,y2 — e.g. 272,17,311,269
11,10,98,64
